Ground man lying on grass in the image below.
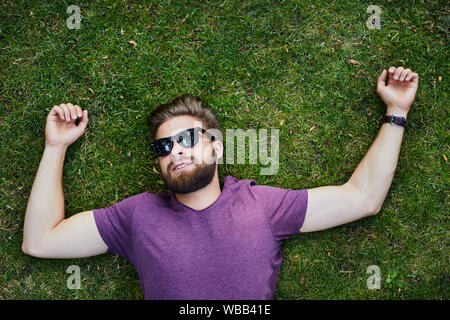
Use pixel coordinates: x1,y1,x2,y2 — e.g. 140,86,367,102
22,66,418,299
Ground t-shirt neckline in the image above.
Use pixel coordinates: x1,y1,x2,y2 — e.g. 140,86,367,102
168,176,232,214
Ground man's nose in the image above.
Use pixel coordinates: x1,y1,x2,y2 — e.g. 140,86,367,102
170,139,185,156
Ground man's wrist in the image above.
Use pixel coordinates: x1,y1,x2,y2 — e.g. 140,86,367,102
44,143,68,154
386,105,408,118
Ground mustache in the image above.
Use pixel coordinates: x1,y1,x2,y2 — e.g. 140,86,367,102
167,149,217,172
168,157,194,171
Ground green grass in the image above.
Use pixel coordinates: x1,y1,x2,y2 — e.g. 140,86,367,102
0,0,448,299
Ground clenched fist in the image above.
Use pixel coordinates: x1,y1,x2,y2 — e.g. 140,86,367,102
45,103,88,148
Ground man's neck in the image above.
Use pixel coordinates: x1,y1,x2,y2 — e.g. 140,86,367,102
174,174,222,211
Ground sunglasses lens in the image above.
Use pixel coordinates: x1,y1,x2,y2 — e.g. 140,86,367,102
155,138,172,156
177,129,198,147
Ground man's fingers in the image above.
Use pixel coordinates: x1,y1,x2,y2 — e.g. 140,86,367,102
387,66,418,83
66,103,74,120
75,105,83,118
51,105,65,120
388,66,396,83
66,103,78,120
405,72,418,82
50,103,84,123
57,103,83,122
393,66,404,80
399,69,411,81
59,104,71,122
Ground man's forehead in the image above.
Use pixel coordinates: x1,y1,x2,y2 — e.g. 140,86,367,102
156,115,203,139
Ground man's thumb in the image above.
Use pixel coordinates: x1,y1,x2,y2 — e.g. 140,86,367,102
78,110,88,132
377,70,387,88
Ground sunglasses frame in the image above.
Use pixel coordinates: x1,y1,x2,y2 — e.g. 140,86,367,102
150,127,215,157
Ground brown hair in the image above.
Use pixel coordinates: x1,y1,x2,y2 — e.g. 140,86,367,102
147,93,222,141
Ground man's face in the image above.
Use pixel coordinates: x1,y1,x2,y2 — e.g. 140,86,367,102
155,115,222,194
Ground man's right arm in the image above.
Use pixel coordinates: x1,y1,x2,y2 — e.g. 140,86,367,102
22,103,108,259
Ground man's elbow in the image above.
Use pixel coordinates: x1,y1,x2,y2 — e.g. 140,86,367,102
367,201,382,216
22,241,33,256
22,240,35,256
348,183,382,217
22,240,44,258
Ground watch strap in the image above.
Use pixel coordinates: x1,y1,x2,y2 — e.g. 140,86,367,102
383,115,407,127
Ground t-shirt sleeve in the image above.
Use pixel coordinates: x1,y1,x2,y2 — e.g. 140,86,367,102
93,196,136,264
249,181,308,242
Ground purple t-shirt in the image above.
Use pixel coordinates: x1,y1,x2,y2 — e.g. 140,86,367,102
93,175,308,300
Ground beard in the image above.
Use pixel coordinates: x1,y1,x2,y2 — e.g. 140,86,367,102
161,150,217,194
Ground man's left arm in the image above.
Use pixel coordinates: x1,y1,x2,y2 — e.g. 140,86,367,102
300,66,419,233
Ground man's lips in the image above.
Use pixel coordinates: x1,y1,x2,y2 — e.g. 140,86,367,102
171,162,193,172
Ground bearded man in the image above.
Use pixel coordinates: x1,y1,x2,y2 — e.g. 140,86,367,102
22,66,418,299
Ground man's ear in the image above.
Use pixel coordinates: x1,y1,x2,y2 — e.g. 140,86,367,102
213,140,224,160
155,158,160,165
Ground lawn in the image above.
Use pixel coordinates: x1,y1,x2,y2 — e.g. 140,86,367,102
0,0,448,299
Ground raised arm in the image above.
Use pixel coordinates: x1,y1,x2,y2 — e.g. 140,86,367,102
300,66,418,233
22,103,108,258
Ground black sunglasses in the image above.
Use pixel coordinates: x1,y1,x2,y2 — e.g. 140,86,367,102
150,127,215,157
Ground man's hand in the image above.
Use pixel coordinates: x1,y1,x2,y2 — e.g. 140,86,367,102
45,103,88,148
376,66,419,118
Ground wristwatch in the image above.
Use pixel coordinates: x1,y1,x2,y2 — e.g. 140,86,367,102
383,115,407,127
